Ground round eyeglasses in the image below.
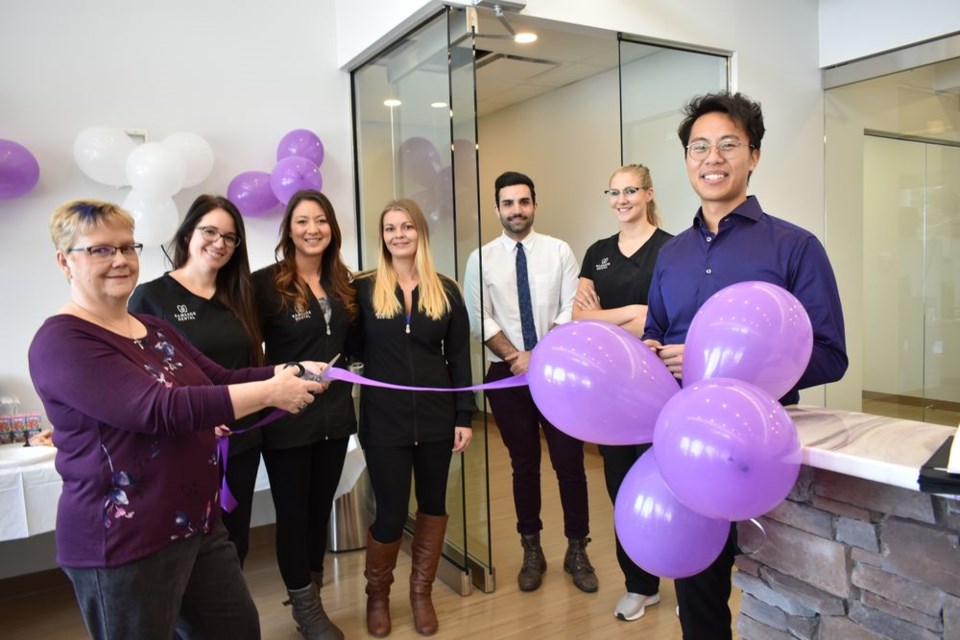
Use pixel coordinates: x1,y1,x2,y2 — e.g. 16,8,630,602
685,139,754,160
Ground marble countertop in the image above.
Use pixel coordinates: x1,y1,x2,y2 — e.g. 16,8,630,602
789,406,956,491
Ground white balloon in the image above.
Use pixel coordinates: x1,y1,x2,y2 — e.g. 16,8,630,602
123,189,180,247
162,132,214,188
125,142,186,198
73,126,136,187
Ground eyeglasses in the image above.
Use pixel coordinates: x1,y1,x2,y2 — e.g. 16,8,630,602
603,187,646,198
196,226,241,247
685,139,754,160
68,244,143,260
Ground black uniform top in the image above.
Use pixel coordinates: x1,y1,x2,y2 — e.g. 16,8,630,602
578,228,674,308
128,273,263,456
354,274,475,448
252,264,357,450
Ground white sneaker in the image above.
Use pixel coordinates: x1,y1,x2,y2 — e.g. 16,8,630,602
614,592,661,621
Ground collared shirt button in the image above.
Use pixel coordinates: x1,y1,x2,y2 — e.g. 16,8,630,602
706,236,713,243
705,268,712,275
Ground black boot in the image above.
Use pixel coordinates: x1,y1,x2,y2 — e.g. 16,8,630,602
518,533,547,591
564,537,598,593
286,585,344,640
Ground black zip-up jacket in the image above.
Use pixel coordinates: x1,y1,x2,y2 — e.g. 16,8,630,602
252,264,357,449
354,274,474,447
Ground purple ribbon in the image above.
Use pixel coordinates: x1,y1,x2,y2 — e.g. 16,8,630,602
219,371,528,511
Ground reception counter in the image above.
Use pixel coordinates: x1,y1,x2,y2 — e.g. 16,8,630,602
736,407,959,640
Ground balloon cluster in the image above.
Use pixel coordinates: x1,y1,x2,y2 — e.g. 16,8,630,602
0,139,40,199
227,129,325,217
526,281,812,578
73,126,215,245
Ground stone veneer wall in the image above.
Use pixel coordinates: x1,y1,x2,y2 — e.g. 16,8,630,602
734,466,960,640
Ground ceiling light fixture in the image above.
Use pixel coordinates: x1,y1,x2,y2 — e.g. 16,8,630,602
383,98,402,107
494,4,537,44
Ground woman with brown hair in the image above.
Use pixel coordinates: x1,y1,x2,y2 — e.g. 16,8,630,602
354,198,473,637
129,194,264,566
252,189,358,640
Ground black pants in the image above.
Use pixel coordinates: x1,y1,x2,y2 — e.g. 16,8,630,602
220,445,262,566
262,437,349,589
598,443,660,596
676,523,738,640
364,440,452,543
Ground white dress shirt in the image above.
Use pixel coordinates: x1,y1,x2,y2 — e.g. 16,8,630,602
463,231,579,362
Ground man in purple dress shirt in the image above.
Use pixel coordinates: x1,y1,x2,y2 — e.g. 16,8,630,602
643,92,848,639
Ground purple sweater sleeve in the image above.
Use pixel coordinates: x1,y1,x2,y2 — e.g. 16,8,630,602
30,316,272,436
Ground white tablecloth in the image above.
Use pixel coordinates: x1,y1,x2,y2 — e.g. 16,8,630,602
0,444,60,542
0,436,367,543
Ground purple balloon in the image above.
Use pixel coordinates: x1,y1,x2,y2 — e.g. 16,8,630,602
228,170,279,216
614,450,730,579
682,281,813,400
270,156,322,206
0,139,40,199
397,137,442,188
527,321,680,445
653,378,801,521
277,129,325,167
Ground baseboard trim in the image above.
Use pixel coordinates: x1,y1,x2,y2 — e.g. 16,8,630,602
862,390,960,412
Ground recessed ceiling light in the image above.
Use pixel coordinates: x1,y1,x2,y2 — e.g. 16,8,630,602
383,98,402,107
431,102,448,109
514,32,538,44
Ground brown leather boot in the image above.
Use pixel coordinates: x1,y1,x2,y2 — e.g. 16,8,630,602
564,537,598,593
364,531,402,638
409,512,448,636
517,533,547,591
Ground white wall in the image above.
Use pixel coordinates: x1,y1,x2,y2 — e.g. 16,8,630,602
0,0,356,415
477,70,621,260
819,0,960,67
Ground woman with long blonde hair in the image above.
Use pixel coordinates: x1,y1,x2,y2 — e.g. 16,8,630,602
573,163,673,622
355,199,473,637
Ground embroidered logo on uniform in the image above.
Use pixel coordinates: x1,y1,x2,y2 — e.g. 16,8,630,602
173,304,197,322
595,257,611,271
291,309,312,322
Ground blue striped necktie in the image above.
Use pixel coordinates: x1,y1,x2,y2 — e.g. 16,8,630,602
516,242,537,351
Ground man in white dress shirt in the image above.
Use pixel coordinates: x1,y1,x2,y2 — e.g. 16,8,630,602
464,171,597,594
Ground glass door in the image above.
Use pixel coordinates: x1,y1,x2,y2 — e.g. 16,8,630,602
618,36,728,235
351,6,488,594
861,134,960,424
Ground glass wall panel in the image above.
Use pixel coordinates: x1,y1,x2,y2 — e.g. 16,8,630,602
619,40,728,235
352,7,489,591
825,55,960,424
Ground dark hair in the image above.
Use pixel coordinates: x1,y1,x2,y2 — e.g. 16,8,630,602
677,91,765,150
494,171,536,206
273,189,357,320
170,195,263,365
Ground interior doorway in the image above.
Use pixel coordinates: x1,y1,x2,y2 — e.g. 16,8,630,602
350,4,729,593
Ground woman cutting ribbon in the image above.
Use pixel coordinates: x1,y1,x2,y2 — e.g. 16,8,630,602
28,199,327,640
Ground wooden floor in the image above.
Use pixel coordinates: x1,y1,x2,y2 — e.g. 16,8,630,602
0,424,740,639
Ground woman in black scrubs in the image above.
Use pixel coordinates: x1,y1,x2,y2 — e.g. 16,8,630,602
573,164,673,623
129,194,264,566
